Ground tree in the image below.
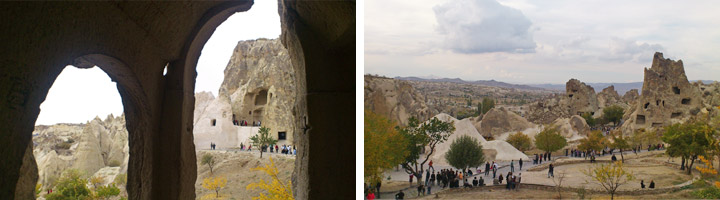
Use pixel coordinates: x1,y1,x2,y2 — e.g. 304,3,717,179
551,170,567,199
201,154,216,175
364,110,409,183
662,121,716,175
583,161,635,200
610,132,630,162
445,135,485,171
534,126,567,154
246,157,293,200
250,126,278,158
479,98,495,114
582,112,596,127
45,169,91,200
203,176,228,198
603,105,624,126
95,184,121,200
578,131,608,153
400,116,455,185
506,132,532,152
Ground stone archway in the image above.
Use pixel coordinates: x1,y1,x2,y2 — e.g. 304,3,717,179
0,1,354,199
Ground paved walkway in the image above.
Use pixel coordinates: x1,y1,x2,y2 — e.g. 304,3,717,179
377,149,663,198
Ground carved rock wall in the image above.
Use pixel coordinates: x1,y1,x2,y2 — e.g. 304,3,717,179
364,75,435,125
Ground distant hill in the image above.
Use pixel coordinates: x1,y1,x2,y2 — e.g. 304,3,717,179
395,76,547,91
529,80,717,94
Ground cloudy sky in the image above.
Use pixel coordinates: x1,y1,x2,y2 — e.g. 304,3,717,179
365,0,720,84
36,1,280,126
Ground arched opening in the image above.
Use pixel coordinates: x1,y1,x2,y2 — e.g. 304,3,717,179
30,64,129,199
189,1,297,198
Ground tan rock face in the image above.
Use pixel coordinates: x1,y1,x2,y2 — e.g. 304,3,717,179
622,89,640,103
364,75,435,125
479,107,532,138
620,52,708,134
32,115,128,191
566,79,598,116
597,85,621,108
208,38,297,145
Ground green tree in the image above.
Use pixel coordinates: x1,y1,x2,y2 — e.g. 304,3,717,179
506,132,532,152
603,105,624,126
583,161,635,200
582,112,596,127
400,116,455,185
201,154,216,175
445,135,485,171
578,131,608,153
534,126,567,154
364,110,409,183
45,169,91,200
479,98,495,114
250,126,278,158
662,121,716,175
610,132,630,162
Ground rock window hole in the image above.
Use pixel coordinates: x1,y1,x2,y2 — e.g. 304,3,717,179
681,98,691,105
636,115,646,124
644,102,650,109
671,112,681,118
672,86,680,94
211,119,217,126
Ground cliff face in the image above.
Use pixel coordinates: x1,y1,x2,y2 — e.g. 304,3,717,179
194,38,297,146
364,75,435,125
621,52,710,134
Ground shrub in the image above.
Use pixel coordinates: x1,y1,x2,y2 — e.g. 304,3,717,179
445,135,485,171
95,184,121,199
114,174,127,186
692,186,720,199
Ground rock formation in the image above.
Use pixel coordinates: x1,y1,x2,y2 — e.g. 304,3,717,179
620,52,709,134
32,114,129,192
195,38,297,147
622,89,640,103
597,85,622,108
566,79,599,116
551,115,590,140
364,75,435,125
429,113,528,165
479,107,533,138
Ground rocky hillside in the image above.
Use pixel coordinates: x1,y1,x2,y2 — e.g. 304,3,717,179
620,52,719,134
195,38,298,148
32,114,129,197
364,75,436,125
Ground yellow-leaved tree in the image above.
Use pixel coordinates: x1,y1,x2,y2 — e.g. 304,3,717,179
246,157,292,200
364,110,408,184
203,176,227,198
583,161,634,200
696,155,720,188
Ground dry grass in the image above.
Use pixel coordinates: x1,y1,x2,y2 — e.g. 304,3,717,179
194,150,294,199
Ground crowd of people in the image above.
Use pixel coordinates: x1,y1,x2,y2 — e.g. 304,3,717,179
238,143,296,155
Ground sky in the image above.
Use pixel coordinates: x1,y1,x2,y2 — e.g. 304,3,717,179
36,1,280,126
365,0,720,84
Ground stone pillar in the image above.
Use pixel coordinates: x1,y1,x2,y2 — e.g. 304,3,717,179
279,1,356,199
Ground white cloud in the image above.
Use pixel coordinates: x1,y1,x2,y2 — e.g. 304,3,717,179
433,0,536,53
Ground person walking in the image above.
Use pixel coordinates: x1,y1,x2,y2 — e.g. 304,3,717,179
517,173,522,190
409,173,414,186
376,181,382,199
548,164,554,178
426,184,432,195
510,160,515,173
505,172,511,190
485,162,490,176
425,170,430,185
429,160,434,171
492,162,499,178
519,158,523,171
